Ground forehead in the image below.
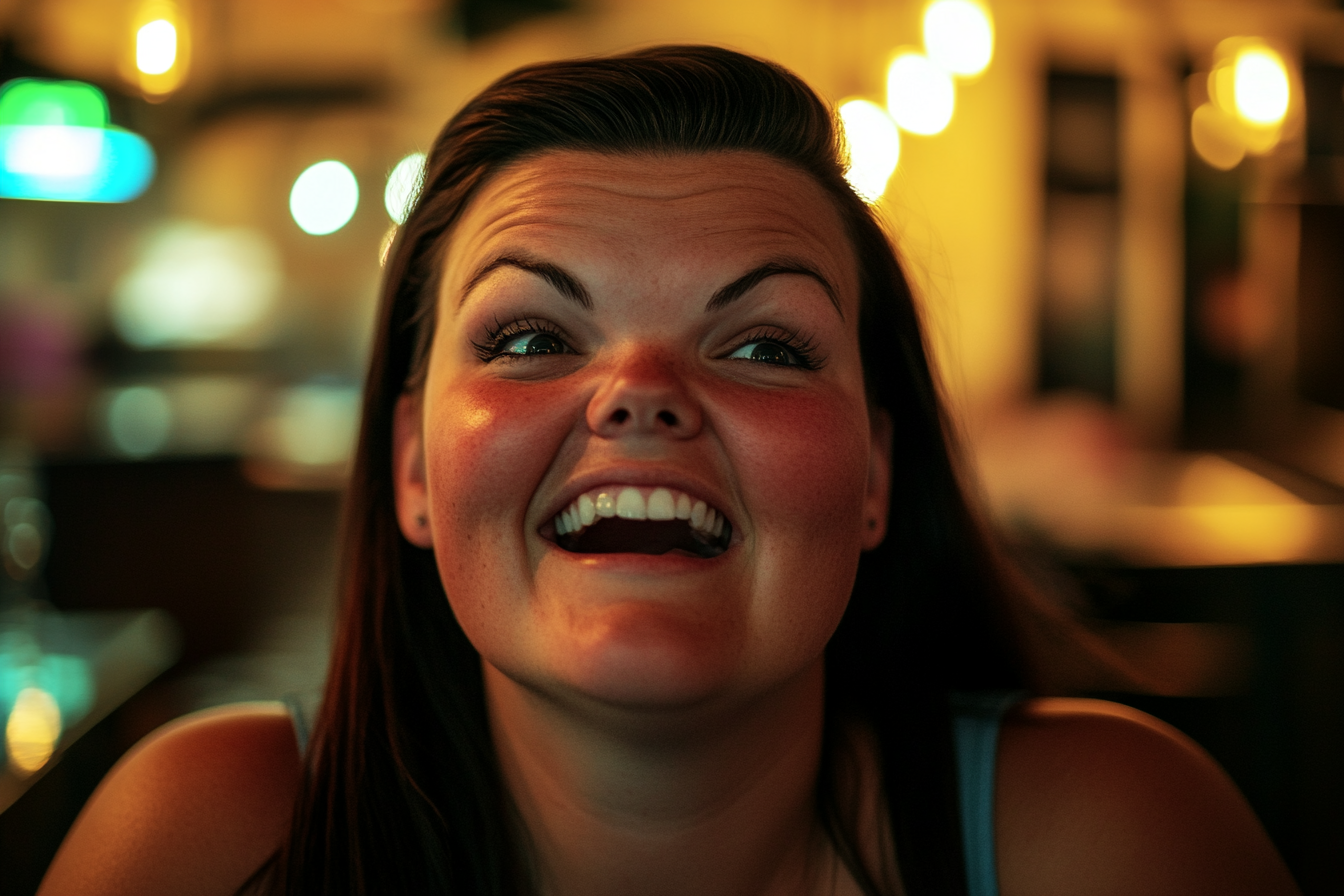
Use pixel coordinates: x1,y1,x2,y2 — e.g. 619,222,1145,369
441,150,859,309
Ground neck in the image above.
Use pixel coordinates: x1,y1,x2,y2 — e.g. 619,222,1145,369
485,659,847,896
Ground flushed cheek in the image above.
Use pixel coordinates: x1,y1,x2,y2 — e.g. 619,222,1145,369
715,385,871,654
722,386,872,533
423,376,579,570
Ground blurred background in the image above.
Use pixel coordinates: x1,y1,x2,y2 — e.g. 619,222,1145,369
1,0,1343,891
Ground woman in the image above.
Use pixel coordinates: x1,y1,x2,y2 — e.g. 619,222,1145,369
41,46,1298,896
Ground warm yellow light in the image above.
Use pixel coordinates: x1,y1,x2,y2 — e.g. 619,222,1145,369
838,99,901,202
136,19,177,75
887,52,955,136
923,0,994,77
1190,103,1245,171
1233,47,1289,127
6,687,61,776
128,1,188,99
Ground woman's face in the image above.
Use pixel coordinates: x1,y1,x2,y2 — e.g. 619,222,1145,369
394,150,890,711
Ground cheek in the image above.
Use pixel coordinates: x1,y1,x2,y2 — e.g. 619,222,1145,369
712,382,871,655
423,377,579,568
722,385,872,533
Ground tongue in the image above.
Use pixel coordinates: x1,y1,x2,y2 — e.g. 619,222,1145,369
565,519,718,557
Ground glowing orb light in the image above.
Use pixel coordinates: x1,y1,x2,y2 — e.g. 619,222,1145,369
887,52,956,135
923,0,994,78
0,78,155,202
838,99,901,202
1233,47,1290,127
136,19,177,75
106,386,173,458
6,687,60,776
112,222,282,348
290,160,359,235
384,152,426,224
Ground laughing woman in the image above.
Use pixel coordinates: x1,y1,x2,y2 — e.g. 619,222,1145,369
41,46,1298,896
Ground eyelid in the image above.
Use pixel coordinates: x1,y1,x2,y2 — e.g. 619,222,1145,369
471,316,578,362
722,325,825,370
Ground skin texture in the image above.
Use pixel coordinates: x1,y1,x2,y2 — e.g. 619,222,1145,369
996,699,1300,896
392,151,891,896
38,151,1301,896
36,704,300,896
395,151,887,712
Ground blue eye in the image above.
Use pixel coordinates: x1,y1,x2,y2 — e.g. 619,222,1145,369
499,332,567,355
728,340,801,366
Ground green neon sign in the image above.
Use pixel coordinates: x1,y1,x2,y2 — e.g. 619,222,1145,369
0,79,109,129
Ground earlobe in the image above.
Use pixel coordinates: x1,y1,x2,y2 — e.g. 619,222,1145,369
861,408,893,550
392,392,434,549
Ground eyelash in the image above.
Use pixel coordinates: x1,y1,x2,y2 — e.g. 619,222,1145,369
471,318,825,370
471,316,572,362
727,327,825,370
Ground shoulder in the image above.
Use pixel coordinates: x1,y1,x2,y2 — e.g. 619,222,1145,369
39,702,303,896
993,697,1299,896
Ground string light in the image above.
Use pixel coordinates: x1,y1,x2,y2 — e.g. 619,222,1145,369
1233,47,1289,127
384,152,426,224
1193,38,1292,167
887,52,955,136
838,99,900,202
923,0,994,78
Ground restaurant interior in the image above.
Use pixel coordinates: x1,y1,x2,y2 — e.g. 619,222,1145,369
1,0,1343,891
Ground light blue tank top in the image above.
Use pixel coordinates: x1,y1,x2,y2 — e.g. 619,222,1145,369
951,691,1021,896
284,692,1016,896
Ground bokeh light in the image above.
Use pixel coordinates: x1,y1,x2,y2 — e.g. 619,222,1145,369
105,386,173,458
1233,47,1289,127
2,493,48,579
6,686,60,776
275,384,360,467
923,0,994,77
0,79,155,202
136,20,177,75
384,152,426,224
112,221,282,348
838,99,901,202
887,52,956,135
290,160,359,235
1190,103,1245,170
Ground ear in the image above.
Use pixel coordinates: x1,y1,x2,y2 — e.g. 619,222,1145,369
392,391,434,549
861,407,893,550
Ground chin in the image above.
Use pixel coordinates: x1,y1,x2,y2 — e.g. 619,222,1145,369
548,600,746,710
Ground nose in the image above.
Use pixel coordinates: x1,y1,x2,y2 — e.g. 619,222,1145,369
586,349,702,440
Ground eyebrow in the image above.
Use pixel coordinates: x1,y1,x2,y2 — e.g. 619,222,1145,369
459,254,841,319
705,260,843,320
460,254,593,310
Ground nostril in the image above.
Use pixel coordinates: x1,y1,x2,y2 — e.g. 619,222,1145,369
610,409,630,424
656,410,679,427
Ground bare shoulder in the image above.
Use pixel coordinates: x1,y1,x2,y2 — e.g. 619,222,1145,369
38,702,302,896
994,697,1299,896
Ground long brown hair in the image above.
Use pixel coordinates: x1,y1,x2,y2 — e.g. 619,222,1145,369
257,45,1027,895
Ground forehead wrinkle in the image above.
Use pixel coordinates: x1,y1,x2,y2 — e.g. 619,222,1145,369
440,150,860,319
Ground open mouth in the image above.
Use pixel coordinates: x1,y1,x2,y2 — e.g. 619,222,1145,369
548,486,732,559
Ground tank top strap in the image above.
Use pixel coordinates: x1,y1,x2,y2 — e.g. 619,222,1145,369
281,691,315,755
950,691,1024,896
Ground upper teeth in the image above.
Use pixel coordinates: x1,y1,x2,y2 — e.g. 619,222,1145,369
553,486,726,540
